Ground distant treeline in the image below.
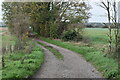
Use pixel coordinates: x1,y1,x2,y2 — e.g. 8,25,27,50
0,22,6,27
85,23,120,28
0,26,6,27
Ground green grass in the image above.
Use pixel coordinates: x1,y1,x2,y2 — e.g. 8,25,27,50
83,28,116,53
1,35,17,47
0,31,4,33
2,45,44,78
1,33,44,79
40,37,119,78
0,34,18,79
83,28,114,44
38,41,64,60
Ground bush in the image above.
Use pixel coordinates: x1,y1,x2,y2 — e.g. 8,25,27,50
61,30,82,41
74,34,83,42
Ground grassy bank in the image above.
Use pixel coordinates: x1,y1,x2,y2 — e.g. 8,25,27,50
38,41,63,60
1,33,44,79
40,37,118,78
2,45,44,78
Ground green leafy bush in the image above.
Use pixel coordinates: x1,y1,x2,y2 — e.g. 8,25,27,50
62,30,77,41
62,30,82,41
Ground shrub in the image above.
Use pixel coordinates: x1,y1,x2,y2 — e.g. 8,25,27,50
74,34,83,42
62,30,77,41
61,30,83,41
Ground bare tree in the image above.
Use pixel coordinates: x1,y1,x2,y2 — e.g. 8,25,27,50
99,0,112,54
118,35,120,74
112,1,119,56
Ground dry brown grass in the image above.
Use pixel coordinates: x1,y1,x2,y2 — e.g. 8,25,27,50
0,27,8,31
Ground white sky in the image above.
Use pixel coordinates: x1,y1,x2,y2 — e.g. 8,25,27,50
0,1,3,22
0,0,119,23
88,1,108,23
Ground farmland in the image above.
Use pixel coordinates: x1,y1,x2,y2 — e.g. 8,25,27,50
84,28,109,44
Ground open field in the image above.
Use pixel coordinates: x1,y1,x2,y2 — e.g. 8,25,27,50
83,28,116,53
84,28,109,44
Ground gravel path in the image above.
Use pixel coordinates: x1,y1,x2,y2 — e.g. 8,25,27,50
33,39,103,78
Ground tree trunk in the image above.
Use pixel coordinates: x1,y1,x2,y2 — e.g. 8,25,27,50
118,36,120,74
107,8,112,54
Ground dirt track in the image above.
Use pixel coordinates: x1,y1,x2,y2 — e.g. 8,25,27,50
33,39,103,78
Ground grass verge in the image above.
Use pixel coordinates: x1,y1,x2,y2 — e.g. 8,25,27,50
40,37,119,78
2,45,44,79
38,41,63,60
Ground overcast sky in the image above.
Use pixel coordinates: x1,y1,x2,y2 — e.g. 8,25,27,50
0,1,3,22
0,0,119,23
88,1,107,23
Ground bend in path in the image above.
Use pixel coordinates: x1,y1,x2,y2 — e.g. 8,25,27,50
33,44,61,78
33,39,103,78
